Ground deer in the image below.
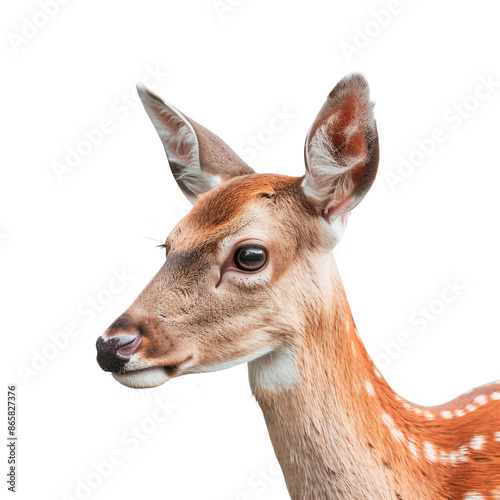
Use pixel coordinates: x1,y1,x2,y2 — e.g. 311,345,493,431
96,73,500,500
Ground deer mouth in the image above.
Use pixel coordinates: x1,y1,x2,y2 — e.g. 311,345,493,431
112,366,169,388
112,358,194,389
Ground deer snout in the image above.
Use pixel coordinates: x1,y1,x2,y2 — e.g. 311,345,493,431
96,332,142,372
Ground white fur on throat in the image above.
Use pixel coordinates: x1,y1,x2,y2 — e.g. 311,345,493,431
248,346,300,392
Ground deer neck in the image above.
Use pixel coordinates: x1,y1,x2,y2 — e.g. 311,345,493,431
248,261,438,500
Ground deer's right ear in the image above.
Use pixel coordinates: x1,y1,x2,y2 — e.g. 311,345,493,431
137,84,254,204
303,73,379,232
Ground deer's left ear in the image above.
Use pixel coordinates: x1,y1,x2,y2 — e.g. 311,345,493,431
137,84,254,204
303,73,379,225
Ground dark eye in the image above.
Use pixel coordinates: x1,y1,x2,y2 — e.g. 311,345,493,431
234,245,267,272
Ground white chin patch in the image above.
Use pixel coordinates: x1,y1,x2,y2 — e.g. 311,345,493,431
112,366,169,389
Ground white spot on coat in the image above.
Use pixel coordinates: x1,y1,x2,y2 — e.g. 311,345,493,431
423,442,437,462
365,380,375,396
408,441,419,458
474,395,488,406
470,435,485,450
381,412,405,442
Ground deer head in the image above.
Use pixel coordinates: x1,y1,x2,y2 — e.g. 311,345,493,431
96,73,379,390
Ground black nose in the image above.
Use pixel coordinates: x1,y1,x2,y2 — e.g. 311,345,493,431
96,333,142,373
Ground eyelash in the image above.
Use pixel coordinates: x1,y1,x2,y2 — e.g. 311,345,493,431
158,243,169,256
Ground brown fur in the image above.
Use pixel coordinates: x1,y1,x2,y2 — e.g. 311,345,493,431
253,278,500,499
100,74,500,499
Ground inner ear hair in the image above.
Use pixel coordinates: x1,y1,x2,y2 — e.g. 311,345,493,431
303,73,379,222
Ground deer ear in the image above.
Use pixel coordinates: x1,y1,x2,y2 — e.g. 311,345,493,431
303,73,379,226
137,84,254,204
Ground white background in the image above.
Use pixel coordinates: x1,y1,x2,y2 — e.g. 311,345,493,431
2,1,500,499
